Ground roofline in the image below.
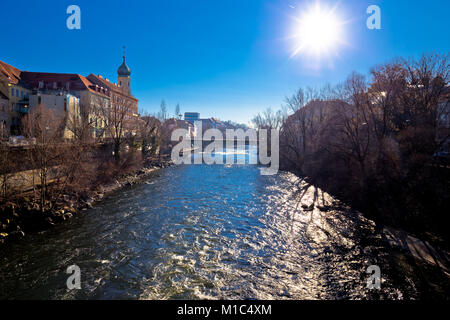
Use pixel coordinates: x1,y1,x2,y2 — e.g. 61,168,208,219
87,73,138,101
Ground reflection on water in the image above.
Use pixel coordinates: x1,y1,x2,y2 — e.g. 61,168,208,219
0,148,444,299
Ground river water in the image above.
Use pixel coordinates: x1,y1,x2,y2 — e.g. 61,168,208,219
0,147,447,299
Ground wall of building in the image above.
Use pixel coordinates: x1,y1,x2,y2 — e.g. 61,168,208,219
0,97,9,138
78,90,110,138
184,112,200,122
29,93,81,139
7,84,31,135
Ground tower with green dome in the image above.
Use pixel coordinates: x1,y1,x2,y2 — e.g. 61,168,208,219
117,46,131,95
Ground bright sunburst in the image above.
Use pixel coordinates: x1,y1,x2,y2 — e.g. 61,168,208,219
290,2,346,58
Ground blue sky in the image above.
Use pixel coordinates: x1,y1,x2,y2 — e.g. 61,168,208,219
1,0,449,123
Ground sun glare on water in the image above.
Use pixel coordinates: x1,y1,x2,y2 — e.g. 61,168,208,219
290,2,346,58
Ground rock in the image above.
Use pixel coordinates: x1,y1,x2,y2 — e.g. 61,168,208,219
302,204,315,211
9,230,25,239
318,205,331,212
45,217,55,226
85,199,94,208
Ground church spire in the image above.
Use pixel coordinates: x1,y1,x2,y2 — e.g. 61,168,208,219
117,45,131,77
117,46,131,95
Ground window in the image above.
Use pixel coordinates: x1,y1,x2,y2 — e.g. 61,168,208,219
16,89,19,97
11,88,14,96
21,91,24,98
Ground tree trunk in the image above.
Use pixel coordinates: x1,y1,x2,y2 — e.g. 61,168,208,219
114,141,121,162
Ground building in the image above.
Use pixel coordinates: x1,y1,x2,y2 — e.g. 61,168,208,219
20,72,110,138
1,50,139,139
183,112,230,136
28,92,81,139
0,91,8,138
0,60,31,135
184,112,200,122
163,118,196,139
176,119,196,138
87,53,138,137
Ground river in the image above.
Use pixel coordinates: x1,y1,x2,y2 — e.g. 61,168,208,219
0,147,447,299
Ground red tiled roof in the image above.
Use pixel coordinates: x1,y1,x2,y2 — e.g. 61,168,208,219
20,72,109,97
0,60,22,84
87,74,138,101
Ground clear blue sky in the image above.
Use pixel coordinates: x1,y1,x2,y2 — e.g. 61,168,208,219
1,0,449,124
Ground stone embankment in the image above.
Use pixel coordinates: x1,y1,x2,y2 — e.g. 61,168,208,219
0,158,173,245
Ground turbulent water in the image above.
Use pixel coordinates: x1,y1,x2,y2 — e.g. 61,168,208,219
0,148,447,300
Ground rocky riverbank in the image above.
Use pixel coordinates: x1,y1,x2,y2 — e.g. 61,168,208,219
0,157,173,246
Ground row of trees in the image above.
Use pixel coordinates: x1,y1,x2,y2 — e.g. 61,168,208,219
253,53,449,239
0,98,163,213
156,100,183,121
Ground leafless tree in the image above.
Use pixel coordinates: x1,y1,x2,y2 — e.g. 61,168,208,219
96,96,135,161
0,142,13,201
66,101,96,143
23,104,66,212
138,114,161,158
252,107,284,130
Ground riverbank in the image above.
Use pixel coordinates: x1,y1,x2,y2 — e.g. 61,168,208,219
284,168,450,284
0,157,173,246
1,162,448,299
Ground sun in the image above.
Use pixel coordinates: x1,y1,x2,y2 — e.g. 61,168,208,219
291,3,345,58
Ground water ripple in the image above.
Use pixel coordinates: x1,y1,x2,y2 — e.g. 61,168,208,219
0,161,430,300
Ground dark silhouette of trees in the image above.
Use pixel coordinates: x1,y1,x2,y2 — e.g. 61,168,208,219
278,53,449,240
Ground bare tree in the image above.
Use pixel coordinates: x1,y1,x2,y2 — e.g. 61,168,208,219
252,107,284,130
23,104,66,212
66,101,96,143
138,114,161,158
97,96,135,161
278,53,449,234
158,100,168,122
175,103,181,120
0,142,13,201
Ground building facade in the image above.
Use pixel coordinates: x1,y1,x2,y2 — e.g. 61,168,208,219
1,52,138,140
20,72,110,139
87,55,138,137
184,112,200,122
0,60,31,135
28,92,81,139
0,91,8,138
